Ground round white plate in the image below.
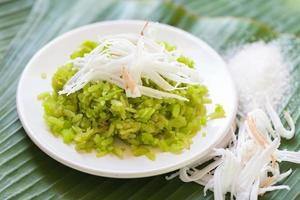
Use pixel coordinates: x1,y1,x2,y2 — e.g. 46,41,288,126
17,20,237,178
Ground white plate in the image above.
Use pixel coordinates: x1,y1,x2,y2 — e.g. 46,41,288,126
17,20,237,178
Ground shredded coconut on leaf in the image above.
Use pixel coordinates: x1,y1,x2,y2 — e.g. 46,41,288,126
167,41,299,200
168,102,299,200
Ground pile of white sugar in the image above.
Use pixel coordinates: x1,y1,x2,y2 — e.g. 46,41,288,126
227,42,292,115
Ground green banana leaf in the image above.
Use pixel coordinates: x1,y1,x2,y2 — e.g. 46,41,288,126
0,0,34,58
172,0,300,35
0,0,299,200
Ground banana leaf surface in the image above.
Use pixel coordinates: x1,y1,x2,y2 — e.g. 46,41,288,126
0,0,299,199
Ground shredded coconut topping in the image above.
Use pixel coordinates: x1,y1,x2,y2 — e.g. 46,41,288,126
59,22,201,101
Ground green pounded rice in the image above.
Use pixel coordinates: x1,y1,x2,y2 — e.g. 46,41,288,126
41,72,47,79
40,40,225,160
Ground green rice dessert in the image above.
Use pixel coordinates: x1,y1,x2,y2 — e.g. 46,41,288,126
39,33,224,160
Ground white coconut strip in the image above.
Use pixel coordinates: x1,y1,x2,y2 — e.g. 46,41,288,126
204,178,214,196
72,58,86,68
91,72,124,88
236,121,260,164
108,47,132,57
277,150,300,164
209,149,241,200
240,141,261,165
165,171,180,180
61,70,125,95
259,163,280,188
98,35,166,56
221,149,241,193
179,159,223,182
64,55,132,94
84,41,106,56
213,163,224,200
138,85,188,101
106,38,136,49
194,174,213,187
122,66,141,97
246,116,269,148
250,178,260,200
143,70,178,91
275,169,292,183
99,55,133,72
64,52,109,89
189,152,219,169
98,33,163,51
236,124,248,156
259,167,291,189
106,41,135,57
151,61,200,81
265,100,295,139
75,40,110,64
236,191,252,200
258,185,290,194
59,70,93,95
144,39,165,53
129,36,144,86
237,138,280,192
97,33,138,43
228,127,237,150
158,71,201,85
248,109,276,140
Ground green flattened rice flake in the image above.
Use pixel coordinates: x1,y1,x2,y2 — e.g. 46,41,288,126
145,151,155,160
160,41,177,52
112,146,125,158
141,132,155,145
41,72,47,79
208,104,226,119
96,151,107,157
62,129,75,144
177,55,195,68
52,63,77,92
169,116,187,128
132,146,155,160
40,40,225,160
81,40,98,49
37,92,50,100
70,40,98,59
45,116,64,134
134,107,156,122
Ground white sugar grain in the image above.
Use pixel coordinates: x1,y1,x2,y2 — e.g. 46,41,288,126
227,42,292,115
